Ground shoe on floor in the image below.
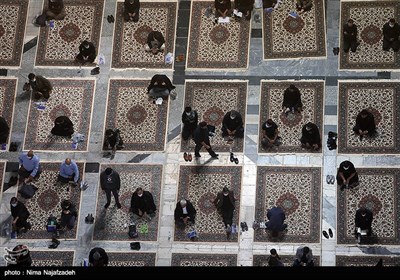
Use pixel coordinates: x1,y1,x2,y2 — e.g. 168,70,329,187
183,152,189,162
104,203,110,209
322,230,329,239
329,228,333,238
211,154,219,159
243,222,248,231
188,153,192,162
116,203,122,209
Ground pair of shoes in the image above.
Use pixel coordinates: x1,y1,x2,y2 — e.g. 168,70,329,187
240,222,248,231
90,67,100,75
184,152,189,162
230,153,239,164
107,15,114,23
323,230,329,239
116,203,122,209
104,203,110,209
326,175,335,184
333,47,340,55
48,238,60,249
175,54,185,62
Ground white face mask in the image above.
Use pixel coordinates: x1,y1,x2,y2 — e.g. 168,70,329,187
223,193,229,196
138,193,143,197
343,166,349,170
11,203,17,207
389,24,395,28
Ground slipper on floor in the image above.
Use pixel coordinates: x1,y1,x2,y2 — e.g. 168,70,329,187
322,230,329,239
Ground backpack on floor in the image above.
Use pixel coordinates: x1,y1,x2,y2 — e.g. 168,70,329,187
46,215,58,233
34,14,47,27
128,224,138,238
19,183,38,199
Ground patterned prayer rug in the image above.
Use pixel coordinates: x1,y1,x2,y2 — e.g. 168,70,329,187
105,79,168,151
0,0,28,67
111,1,177,69
16,162,85,240
93,164,162,241
336,255,400,267
337,168,400,245
255,166,321,243
107,252,156,266
338,81,400,154
180,80,247,153
23,79,95,151
30,250,75,266
171,253,237,266
0,78,17,146
186,1,251,70
174,165,242,242
259,81,324,153
339,1,400,70
35,0,104,67
253,254,320,266
263,0,326,60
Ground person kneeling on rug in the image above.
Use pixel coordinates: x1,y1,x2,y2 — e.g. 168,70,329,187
59,199,78,231
130,187,157,221
353,109,376,141
18,150,42,186
51,116,74,138
75,40,97,64
57,158,80,187
300,122,321,151
26,73,53,100
10,197,31,235
174,199,196,229
336,160,359,191
296,0,313,15
265,206,287,239
147,74,176,101
145,31,165,55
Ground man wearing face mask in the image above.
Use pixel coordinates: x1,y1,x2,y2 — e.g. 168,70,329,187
382,18,400,52
221,110,244,139
336,160,359,191
124,0,140,22
300,122,321,151
213,187,237,235
130,187,157,221
75,40,97,64
100,167,121,209
18,150,42,186
45,0,66,21
10,197,31,234
181,106,199,141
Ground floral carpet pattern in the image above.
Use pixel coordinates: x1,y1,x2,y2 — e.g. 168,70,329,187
253,254,320,266
35,0,104,67
171,253,237,266
337,168,400,245
338,81,400,154
16,162,85,240
181,80,247,153
93,164,162,241
259,81,324,153
107,252,156,266
23,79,95,151
105,79,168,151
175,166,242,242
0,78,17,146
339,1,400,70
31,250,75,266
186,1,251,70
255,166,321,243
336,255,400,266
0,0,28,67
263,0,326,60
111,1,177,69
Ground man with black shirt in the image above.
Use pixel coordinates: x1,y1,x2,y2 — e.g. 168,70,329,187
181,107,198,141
124,0,140,22
382,18,400,52
353,109,376,140
193,121,219,159
343,19,358,53
336,160,359,191
100,167,121,209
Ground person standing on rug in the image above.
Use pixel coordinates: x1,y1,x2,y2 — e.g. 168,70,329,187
261,119,281,150
343,19,359,53
10,197,31,234
355,207,373,238
0,116,10,146
282,84,302,116
57,158,80,187
174,199,197,229
215,0,232,19
296,0,313,15
45,0,66,21
221,110,244,140
193,121,219,159
181,106,199,141
100,167,122,209
234,0,254,20
292,246,314,267
124,0,140,22
59,199,78,231
213,187,238,233
145,31,165,55
147,74,176,100
300,122,321,151
382,18,400,52
75,40,97,64
51,116,74,138
88,247,109,267
265,206,287,238
336,160,359,191
18,150,42,186
26,73,52,100
130,187,157,221
353,109,376,140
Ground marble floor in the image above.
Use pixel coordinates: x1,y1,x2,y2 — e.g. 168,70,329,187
0,0,400,267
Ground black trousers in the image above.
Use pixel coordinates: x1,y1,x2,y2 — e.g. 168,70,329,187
343,39,358,53
105,189,120,204
221,207,234,227
194,142,217,157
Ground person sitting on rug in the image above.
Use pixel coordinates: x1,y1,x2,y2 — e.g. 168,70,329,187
265,206,287,238
130,187,157,221
234,0,254,20
267,249,284,267
88,247,109,267
103,128,124,155
147,74,176,100
124,0,140,22
0,116,10,146
261,119,281,150
10,197,31,234
282,84,302,116
355,207,373,242
336,160,359,191
59,199,78,231
221,110,244,140
213,187,238,236
174,199,197,229
263,0,279,13
51,116,74,138
26,73,52,100
296,0,313,15
18,150,42,186
215,0,232,20
293,246,314,267
145,31,165,55
57,158,80,187
45,0,66,21
343,19,359,53
4,244,32,267
352,109,376,140
181,106,199,141
382,18,400,52
300,122,321,151
75,40,96,64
